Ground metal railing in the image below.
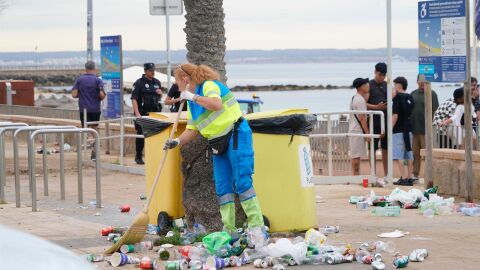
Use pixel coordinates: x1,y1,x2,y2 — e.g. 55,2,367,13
433,124,480,149
12,125,77,207
85,115,143,166
309,111,385,185
29,128,101,212
0,123,29,202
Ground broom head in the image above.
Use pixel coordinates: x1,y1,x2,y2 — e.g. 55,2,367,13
104,210,149,254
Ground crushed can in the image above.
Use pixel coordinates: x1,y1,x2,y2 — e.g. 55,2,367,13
373,253,382,262
326,253,344,265
265,256,280,266
140,256,158,269
272,264,285,270
120,204,131,212
86,254,104,262
107,233,121,241
343,254,354,263
120,244,135,254
112,236,121,244
362,255,374,264
393,255,409,268
372,260,386,270
253,259,268,268
409,249,428,262
189,260,203,269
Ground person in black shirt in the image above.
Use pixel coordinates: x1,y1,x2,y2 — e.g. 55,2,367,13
391,77,415,186
165,83,187,112
367,62,389,178
131,63,163,164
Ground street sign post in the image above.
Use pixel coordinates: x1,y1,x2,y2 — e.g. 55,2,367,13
418,0,473,200
149,0,184,90
100,35,123,119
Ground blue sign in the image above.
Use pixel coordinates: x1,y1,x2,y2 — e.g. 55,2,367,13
100,35,123,118
418,0,467,82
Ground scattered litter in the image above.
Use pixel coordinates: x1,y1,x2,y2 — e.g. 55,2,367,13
393,254,409,268
371,206,401,217
140,194,147,200
461,207,480,216
139,256,157,269
89,200,97,206
146,224,159,235
377,230,409,238
319,225,340,235
409,249,428,262
374,241,396,253
110,252,140,267
52,207,64,211
410,237,432,241
120,204,131,213
94,212,102,216
166,231,175,237
79,205,89,210
63,143,72,151
86,254,104,262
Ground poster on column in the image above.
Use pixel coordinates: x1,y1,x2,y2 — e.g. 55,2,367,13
418,0,467,82
100,35,123,118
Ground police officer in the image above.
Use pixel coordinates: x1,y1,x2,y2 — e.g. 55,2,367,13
131,63,163,164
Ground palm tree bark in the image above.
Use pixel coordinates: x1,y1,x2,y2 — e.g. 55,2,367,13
184,0,227,83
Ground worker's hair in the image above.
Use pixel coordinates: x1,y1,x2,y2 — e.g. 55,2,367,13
175,63,220,85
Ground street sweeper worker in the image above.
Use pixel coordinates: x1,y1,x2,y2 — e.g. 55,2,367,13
164,63,265,240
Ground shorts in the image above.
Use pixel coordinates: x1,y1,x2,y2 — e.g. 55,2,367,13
392,132,413,160
79,112,101,127
349,131,367,158
373,123,388,150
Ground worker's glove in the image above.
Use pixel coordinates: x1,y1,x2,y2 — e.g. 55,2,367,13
180,91,195,101
164,138,181,150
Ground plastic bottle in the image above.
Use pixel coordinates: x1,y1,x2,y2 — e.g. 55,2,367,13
371,206,401,217
374,241,396,254
305,229,327,245
461,207,480,216
302,254,325,265
349,196,365,204
423,208,435,218
194,223,207,236
180,232,197,245
215,244,233,258
247,227,268,249
319,225,340,235
355,250,370,263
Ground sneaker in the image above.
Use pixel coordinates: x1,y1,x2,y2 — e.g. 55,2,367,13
90,150,96,161
135,157,145,165
393,177,408,186
410,176,419,184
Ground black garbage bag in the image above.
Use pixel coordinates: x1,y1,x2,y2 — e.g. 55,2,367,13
134,118,172,138
247,113,317,136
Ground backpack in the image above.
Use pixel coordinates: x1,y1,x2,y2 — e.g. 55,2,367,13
401,93,415,118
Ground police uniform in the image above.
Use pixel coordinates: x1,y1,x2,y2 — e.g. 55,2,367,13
186,80,264,232
131,66,162,162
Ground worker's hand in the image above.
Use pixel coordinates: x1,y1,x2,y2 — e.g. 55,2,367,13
155,89,163,96
364,137,371,143
180,91,195,101
164,138,181,150
380,133,385,139
441,120,449,126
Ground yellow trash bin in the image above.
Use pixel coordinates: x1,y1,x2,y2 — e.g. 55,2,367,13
245,109,318,232
143,112,187,225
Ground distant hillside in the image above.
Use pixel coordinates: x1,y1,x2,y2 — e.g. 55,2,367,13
0,48,418,68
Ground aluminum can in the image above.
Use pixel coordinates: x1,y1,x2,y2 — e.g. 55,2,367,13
393,255,409,268
371,260,386,270
409,249,428,262
326,253,344,265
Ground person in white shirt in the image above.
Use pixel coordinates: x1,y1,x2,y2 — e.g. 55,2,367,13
441,88,477,148
349,78,371,175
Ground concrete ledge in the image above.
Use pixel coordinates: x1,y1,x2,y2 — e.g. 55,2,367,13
421,148,480,199
100,163,145,175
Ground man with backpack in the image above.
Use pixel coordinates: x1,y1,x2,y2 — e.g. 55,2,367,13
391,77,415,186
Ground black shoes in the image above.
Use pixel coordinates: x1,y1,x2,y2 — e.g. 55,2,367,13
91,150,96,161
393,177,414,186
135,156,145,165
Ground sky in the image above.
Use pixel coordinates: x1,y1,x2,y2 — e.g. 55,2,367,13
0,0,437,52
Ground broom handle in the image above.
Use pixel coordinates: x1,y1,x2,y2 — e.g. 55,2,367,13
143,101,186,213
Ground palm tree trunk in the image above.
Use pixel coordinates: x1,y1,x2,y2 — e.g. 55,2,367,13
184,0,227,83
